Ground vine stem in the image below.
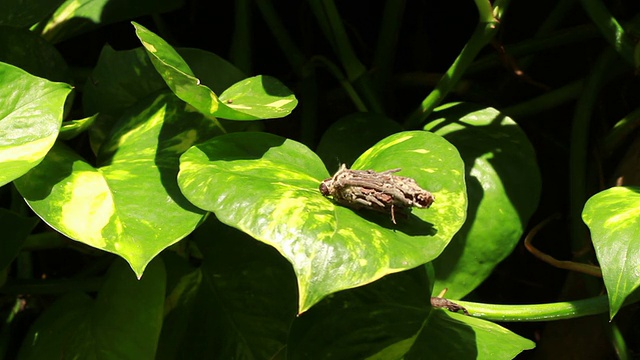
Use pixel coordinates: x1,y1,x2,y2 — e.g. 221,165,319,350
452,295,611,322
403,0,505,128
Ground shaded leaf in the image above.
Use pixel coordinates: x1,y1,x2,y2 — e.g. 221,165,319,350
316,112,403,167
83,45,167,119
0,209,39,271
427,103,541,299
582,186,640,319
288,269,431,360
158,217,296,359
39,0,184,43
18,259,165,359
15,93,217,276
0,26,72,84
0,62,72,187
0,0,63,27
405,311,535,359
178,131,466,312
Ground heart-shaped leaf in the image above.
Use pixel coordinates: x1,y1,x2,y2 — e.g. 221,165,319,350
178,131,466,312
15,92,218,277
0,61,72,187
133,22,297,121
426,103,541,299
582,186,640,319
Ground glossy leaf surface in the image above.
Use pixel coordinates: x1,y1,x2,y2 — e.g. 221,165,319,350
133,22,297,121
427,103,541,299
582,186,640,318
15,93,217,276
178,130,466,312
0,62,72,187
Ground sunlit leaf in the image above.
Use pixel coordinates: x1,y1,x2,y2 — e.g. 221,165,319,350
0,62,72,187
15,93,218,276
133,22,297,121
582,186,640,319
178,131,466,312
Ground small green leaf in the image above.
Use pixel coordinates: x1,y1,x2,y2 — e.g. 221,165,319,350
58,114,97,140
0,61,72,187
178,131,466,312
216,75,298,120
582,186,640,319
133,22,297,121
426,103,541,299
132,22,220,116
18,258,165,359
15,93,218,276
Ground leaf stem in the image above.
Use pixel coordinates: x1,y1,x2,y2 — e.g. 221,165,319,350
308,56,368,112
255,0,307,76
580,0,635,65
455,295,609,322
602,105,640,156
229,0,253,74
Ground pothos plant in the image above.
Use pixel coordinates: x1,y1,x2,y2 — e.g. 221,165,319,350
1,1,640,359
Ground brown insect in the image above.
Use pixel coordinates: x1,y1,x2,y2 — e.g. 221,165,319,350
319,164,434,224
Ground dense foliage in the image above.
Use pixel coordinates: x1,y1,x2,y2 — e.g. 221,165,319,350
1,0,640,359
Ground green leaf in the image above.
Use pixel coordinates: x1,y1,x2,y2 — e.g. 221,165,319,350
132,22,221,118
0,209,39,271
158,217,296,359
133,22,297,121
316,112,403,167
18,258,166,359
15,93,217,277
39,0,184,43
0,62,72,187
288,269,431,360
178,130,466,312
0,0,62,27
0,26,72,84
179,48,246,94
426,103,541,299
405,311,535,359
582,186,640,319
58,114,97,140
83,45,167,119
216,75,298,120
